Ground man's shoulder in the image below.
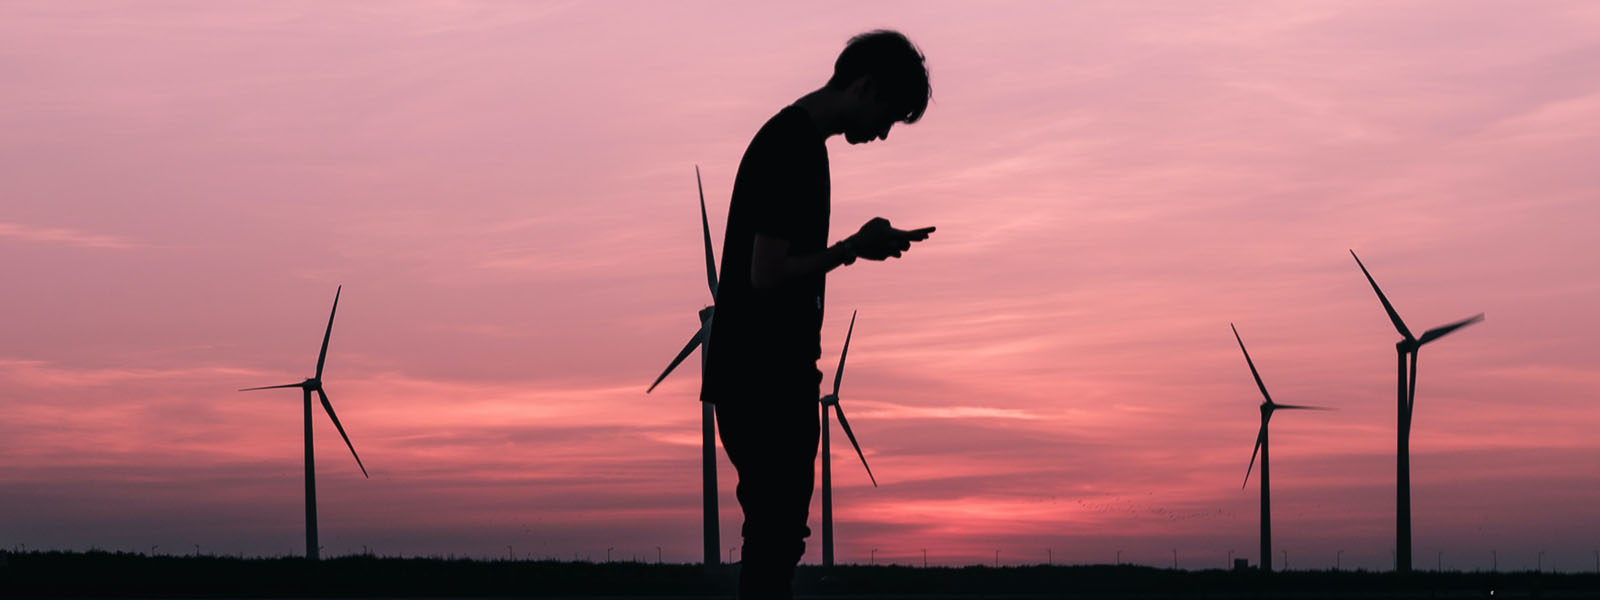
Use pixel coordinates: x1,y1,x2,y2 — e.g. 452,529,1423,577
750,105,820,147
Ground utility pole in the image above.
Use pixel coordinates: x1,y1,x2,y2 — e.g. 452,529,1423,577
1437,551,1442,572
1228,549,1234,568
1491,550,1497,571
871,549,878,565
194,544,200,557
607,547,614,563
1336,549,1343,571
1047,548,1052,566
657,546,662,564
1282,550,1288,571
1116,550,1122,566
1172,549,1178,570
994,550,1000,568
1537,550,1544,573
922,548,927,568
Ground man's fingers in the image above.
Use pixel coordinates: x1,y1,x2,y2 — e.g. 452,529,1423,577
899,226,936,242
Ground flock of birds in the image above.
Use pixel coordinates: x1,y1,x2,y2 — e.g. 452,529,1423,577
241,168,1481,573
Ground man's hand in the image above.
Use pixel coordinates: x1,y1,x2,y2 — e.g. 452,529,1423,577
845,217,935,261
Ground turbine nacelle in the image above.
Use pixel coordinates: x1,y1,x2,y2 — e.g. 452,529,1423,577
820,393,840,407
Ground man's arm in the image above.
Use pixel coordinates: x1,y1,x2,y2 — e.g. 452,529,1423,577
750,218,934,290
750,235,855,290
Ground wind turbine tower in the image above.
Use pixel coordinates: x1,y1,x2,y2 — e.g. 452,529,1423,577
1233,324,1328,574
239,286,368,561
1350,250,1483,572
819,311,878,568
646,166,721,566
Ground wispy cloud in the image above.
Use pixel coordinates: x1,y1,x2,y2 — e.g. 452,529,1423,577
0,222,138,249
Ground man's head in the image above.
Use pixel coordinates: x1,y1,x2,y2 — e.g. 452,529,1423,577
826,30,931,144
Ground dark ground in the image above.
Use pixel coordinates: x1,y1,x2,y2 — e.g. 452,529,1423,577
2,551,1596,599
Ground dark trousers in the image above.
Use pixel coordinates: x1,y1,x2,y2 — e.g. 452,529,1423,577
714,371,820,600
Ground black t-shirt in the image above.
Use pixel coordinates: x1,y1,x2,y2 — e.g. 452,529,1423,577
701,105,830,403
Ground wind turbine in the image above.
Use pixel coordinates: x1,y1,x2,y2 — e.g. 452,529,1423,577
1233,323,1329,574
1350,250,1483,573
239,285,368,561
645,166,721,567
819,310,877,568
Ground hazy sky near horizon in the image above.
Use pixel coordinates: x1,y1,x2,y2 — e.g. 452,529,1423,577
3,1,1599,571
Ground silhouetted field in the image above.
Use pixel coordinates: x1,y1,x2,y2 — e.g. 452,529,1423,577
2,550,1597,598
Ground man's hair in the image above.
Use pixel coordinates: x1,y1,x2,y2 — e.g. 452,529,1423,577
825,29,931,124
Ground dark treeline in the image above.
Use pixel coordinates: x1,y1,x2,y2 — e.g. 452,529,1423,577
3,550,1597,598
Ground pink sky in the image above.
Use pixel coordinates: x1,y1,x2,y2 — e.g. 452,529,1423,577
3,1,1599,571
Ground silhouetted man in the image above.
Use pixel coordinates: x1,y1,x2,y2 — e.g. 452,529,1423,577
702,30,934,600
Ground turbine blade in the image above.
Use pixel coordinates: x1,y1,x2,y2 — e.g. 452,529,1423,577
647,327,705,393
833,311,857,398
316,286,341,379
1273,403,1334,411
1242,423,1267,488
1418,313,1484,346
1230,323,1273,404
832,403,877,487
1350,250,1415,341
697,166,718,298
1407,350,1419,419
318,389,368,478
239,383,304,391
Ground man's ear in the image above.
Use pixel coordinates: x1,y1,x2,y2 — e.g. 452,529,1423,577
847,74,874,100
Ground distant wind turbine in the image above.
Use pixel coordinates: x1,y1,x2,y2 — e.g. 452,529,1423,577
645,166,721,566
1233,323,1329,574
819,310,878,569
239,285,367,561
1350,250,1483,573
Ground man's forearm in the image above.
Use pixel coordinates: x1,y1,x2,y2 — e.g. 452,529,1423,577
751,238,856,289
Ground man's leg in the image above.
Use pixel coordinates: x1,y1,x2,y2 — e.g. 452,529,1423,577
716,384,820,600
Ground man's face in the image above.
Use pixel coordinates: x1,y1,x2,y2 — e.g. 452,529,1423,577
845,83,898,145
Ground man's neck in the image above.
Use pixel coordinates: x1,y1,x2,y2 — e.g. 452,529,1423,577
792,87,849,139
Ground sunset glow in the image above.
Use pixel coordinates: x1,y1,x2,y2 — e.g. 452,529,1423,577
2,2,1598,572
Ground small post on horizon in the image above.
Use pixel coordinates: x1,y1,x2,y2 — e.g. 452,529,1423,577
194,544,200,557
657,546,663,564
871,549,878,565
922,548,927,568
1437,551,1442,572
995,550,1000,568
1173,549,1178,570
607,547,614,563
1491,550,1497,571
1228,549,1234,568
1047,548,1052,566
1282,550,1288,571
508,546,514,561
1537,550,1544,573
1337,549,1343,571
1116,549,1122,566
